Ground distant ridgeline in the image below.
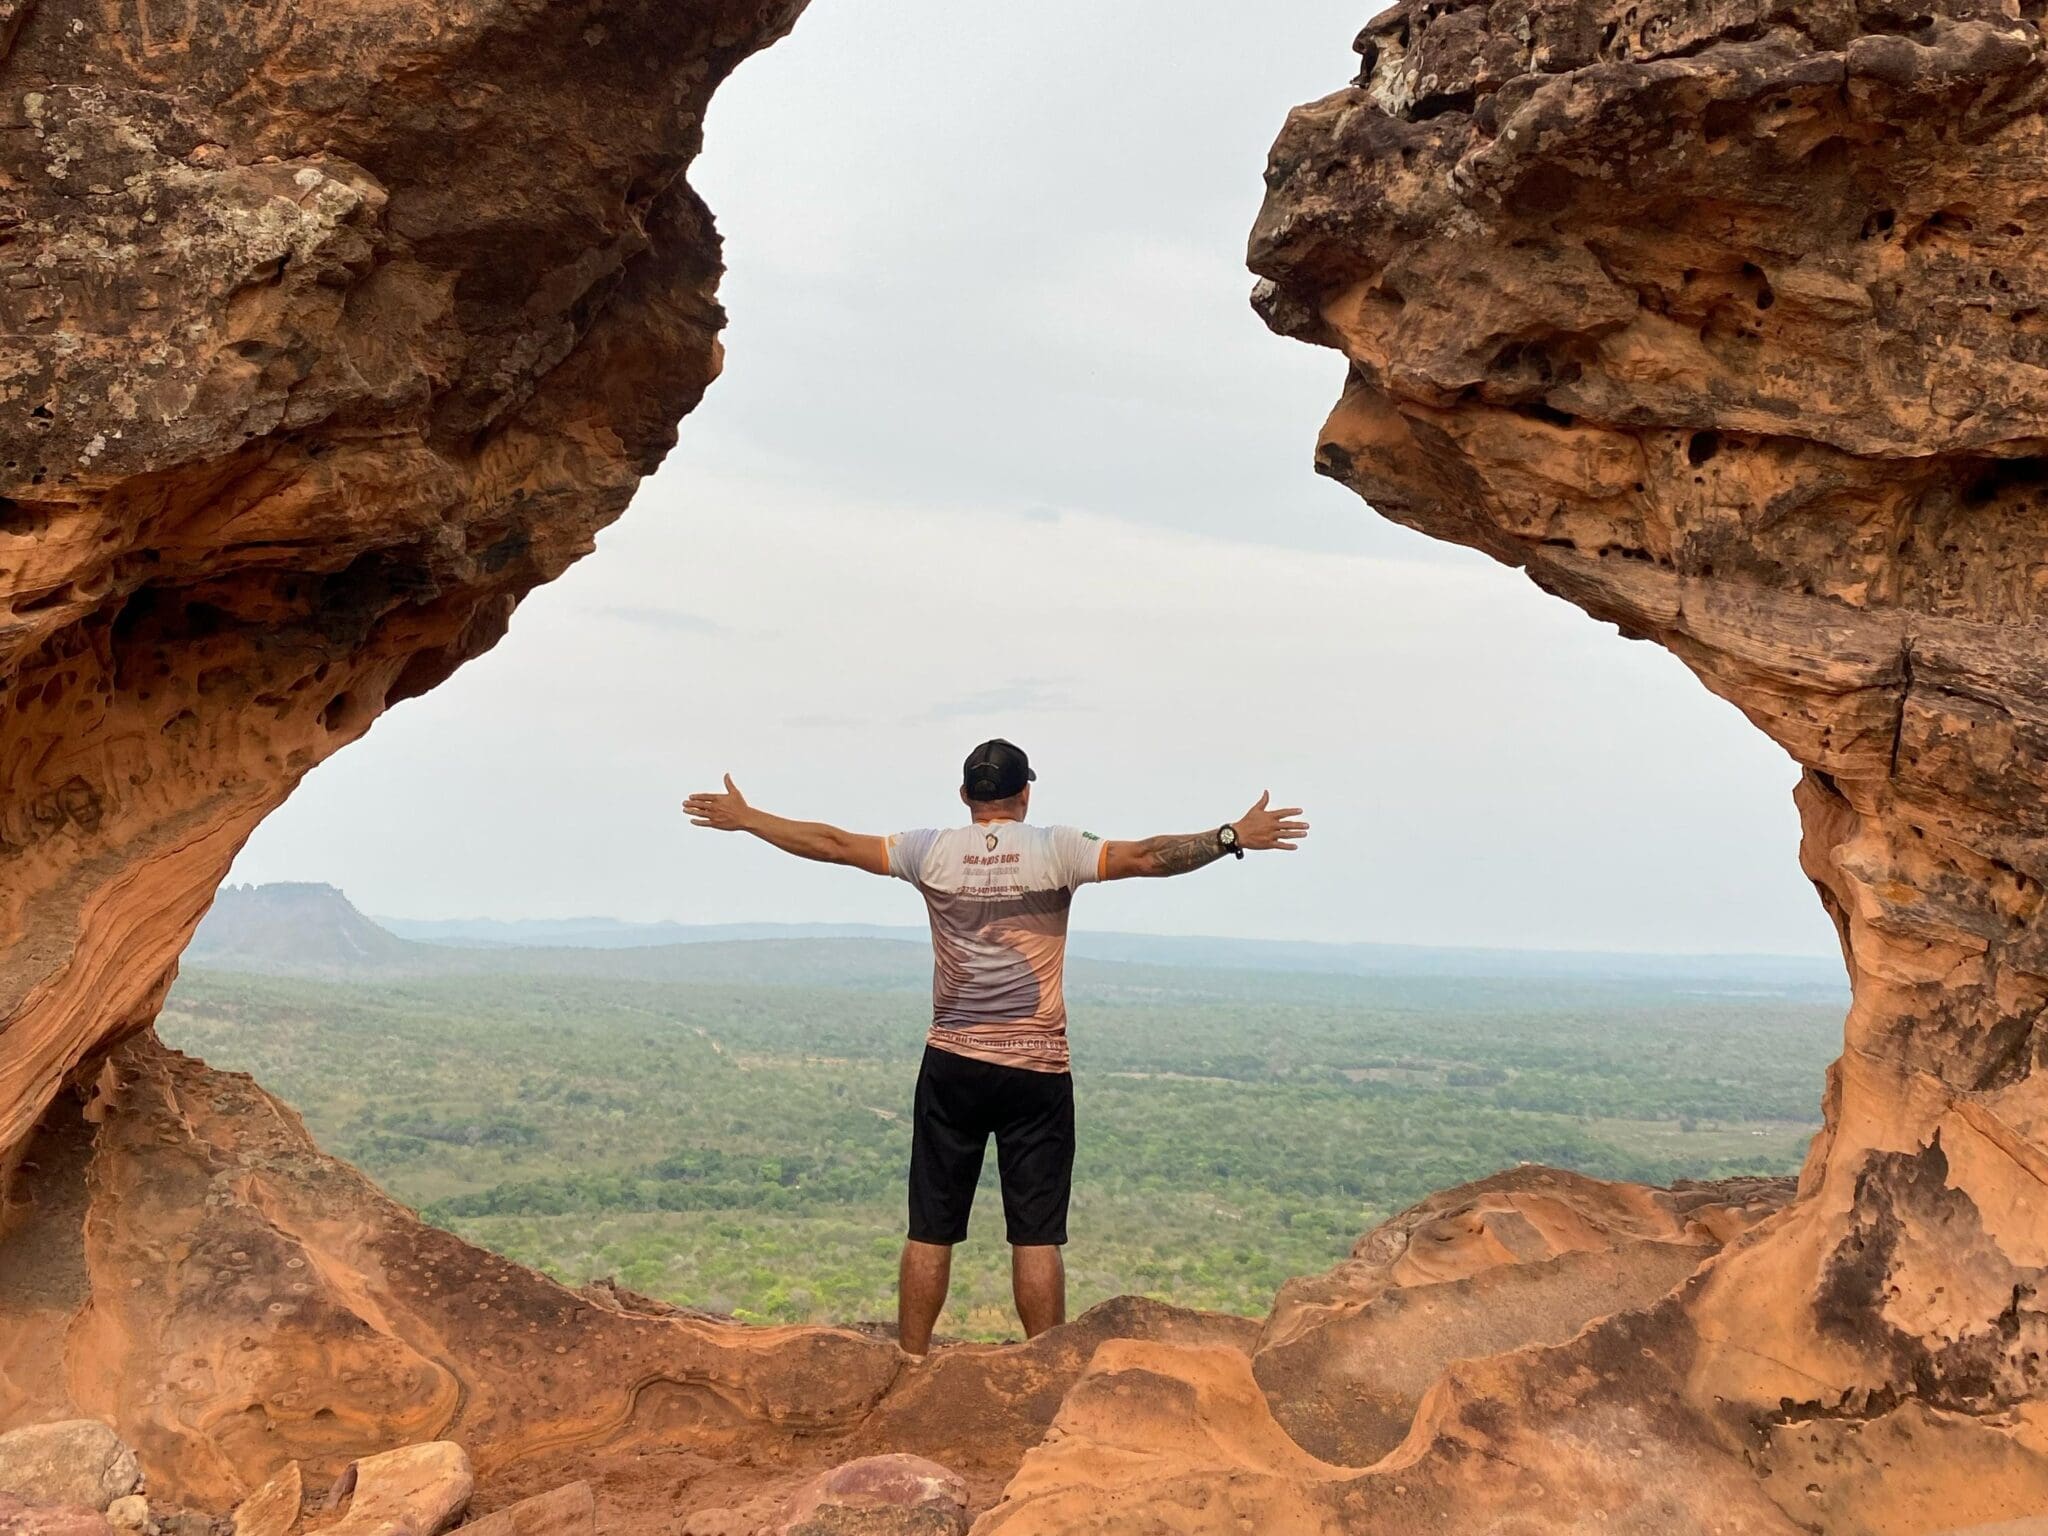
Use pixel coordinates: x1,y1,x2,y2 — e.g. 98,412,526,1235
191,883,1848,997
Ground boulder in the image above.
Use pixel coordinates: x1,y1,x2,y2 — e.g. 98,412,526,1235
0,1424,140,1512
324,1445,472,1536
229,1464,301,1536
769,1456,968,1536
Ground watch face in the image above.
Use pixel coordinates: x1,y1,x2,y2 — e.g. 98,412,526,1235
1220,825,1238,846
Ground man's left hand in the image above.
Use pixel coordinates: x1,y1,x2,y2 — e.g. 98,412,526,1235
684,774,755,832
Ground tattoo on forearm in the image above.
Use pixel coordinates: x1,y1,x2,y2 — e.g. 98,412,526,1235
1143,832,1227,876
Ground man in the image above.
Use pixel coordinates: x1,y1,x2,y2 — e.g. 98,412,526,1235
682,739,1308,1354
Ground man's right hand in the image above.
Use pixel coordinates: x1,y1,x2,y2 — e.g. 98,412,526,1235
1232,791,1309,852
680,778,890,875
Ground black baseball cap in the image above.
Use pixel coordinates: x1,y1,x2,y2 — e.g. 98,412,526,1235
962,738,1036,801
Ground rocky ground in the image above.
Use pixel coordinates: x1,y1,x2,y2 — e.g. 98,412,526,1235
0,1037,1790,1534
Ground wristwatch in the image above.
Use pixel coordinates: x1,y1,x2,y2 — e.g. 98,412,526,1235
1218,823,1244,860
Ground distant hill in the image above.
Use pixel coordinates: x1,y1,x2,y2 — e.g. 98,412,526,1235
191,883,437,976
197,883,1846,999
192,884,933,986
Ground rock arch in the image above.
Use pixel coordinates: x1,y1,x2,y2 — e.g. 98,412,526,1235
5,0,2048,1530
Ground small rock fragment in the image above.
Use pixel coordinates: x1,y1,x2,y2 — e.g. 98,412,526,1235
323,1444,471,1536
450,1481,592,1536
0,1422,141,1512
101,1500,145,1533
230,1463,301,1536
770,1455,969,1536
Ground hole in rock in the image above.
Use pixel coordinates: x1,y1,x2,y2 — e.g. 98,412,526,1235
152,12,1848,1450
16,583,76,614
1962,456,2048,507
183,601,228,639
1517,399,1578,427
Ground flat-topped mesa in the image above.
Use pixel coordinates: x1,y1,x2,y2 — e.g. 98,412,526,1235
1247,0,2048,1524
0,0,807,1178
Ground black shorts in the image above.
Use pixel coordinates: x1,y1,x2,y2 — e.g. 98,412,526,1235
907,1044,1075,1247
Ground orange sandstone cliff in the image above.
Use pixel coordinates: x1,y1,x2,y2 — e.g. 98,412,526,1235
6,0,2048,1532
0,0,809,1184
1186,0,2048,1528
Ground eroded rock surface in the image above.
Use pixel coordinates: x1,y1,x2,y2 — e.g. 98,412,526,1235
1130,0,2048,1527
1253,1167,1792,1464
0,0,809,1184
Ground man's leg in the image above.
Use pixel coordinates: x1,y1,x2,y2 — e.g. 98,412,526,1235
898,1239,953,1356
903,1048,985,1356
1010,1243,1065,1337
994,1065,1075,1340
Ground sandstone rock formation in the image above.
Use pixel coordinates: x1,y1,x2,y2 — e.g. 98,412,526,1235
1253,1166,1792,1464
972,1170,1796,1534
1199,0,2048,1526
12,0,2048,1530
0,0,810,1188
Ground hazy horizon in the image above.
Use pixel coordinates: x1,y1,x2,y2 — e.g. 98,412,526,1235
369,911,1837,958
203,880,1843,966
225,1,1838,960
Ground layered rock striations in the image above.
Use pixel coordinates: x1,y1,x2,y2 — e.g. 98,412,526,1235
1182,0,2048,1527
0,0,807,1183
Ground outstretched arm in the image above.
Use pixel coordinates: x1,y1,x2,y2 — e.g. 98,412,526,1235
1101,792,1309,881
682,775,890,876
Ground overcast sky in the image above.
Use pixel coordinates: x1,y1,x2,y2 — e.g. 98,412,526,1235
230,0,1837,957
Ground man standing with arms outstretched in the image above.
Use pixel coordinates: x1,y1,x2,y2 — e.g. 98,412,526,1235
683,739,1308,1354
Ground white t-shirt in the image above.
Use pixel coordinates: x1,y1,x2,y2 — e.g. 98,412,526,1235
885,820,1105,1072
